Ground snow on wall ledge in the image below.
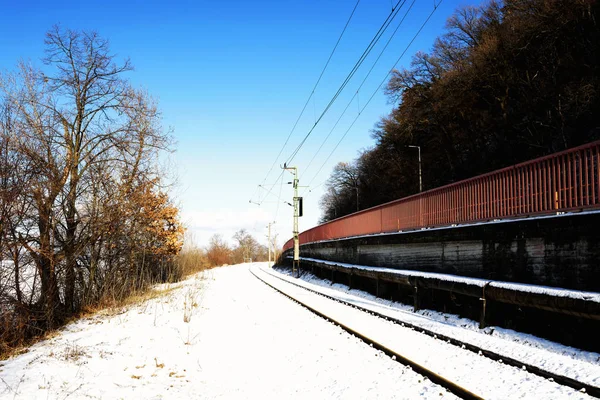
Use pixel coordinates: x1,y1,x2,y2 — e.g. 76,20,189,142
283,211,600,293
284,255,600,322
297,256,600,304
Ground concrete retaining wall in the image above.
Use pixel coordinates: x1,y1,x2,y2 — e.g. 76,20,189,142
285,211,600,292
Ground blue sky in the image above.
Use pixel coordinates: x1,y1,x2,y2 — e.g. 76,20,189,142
1,0,475,248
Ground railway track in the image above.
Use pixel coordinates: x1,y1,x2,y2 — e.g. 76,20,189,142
250,266,480,399
251,265,599,399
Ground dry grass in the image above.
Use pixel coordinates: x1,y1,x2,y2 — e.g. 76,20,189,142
182,286,201,323
0,288,176,361
174,248,210,277
0,324,65,361
0,247,209,361
61,343,88,361
103,286,178,310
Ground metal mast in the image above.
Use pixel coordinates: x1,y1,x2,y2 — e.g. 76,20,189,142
284,165,300,277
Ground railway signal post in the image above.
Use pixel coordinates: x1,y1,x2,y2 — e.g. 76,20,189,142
283,164,301,277
266,221,275,267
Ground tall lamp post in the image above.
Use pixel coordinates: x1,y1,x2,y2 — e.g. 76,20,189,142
407,145,422,192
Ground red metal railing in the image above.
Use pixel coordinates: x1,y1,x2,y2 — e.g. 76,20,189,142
283,141,600,251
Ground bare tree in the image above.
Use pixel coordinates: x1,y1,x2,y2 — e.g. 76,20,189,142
40,27,170,311
0,101,32,306
320,161,360,222
0,27,180,333
206,234,231,267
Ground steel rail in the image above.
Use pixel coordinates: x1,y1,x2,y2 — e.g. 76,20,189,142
250,266,483,400
258,266,600,398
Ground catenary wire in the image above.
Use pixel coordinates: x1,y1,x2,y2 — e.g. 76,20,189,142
274,171,287,221
250,0,361,204
258,173,290,205
303,1,443,193
301,0,416,183
258,0,405,206
284,0,406,166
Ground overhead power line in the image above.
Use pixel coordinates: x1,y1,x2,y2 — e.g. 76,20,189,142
303,0,443,193
256,0,406,207
274,170,286,221
302,0,417,180
251,0,362,205
284,0,407,166
257,173,289,204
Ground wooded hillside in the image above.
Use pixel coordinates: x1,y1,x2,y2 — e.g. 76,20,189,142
321,0,599,222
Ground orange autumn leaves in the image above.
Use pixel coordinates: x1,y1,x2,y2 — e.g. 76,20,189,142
132,181,185,258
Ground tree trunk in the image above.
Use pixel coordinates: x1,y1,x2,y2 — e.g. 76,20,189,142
13,247,22,304
64,161,80,313
64,197,77,312
37,203,61,328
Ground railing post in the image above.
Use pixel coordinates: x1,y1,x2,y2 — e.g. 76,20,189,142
413,283,421,312
480,283,490,329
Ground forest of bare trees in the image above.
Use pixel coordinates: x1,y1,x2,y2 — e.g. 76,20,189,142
204,230,272,267
321,0,599,221
0,27,185,353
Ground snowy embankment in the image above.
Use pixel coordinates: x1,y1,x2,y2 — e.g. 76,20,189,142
255,266,596,399
269,265,600,388
0,263,455,399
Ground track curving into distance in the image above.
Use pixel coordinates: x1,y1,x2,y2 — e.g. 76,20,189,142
253,265,600,399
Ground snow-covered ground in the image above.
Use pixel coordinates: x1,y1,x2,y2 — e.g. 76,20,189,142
270,265,600,387
0,261,38,305
255,266,596,399
0,263,457,399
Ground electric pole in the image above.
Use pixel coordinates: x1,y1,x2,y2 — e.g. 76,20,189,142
266,221,274,267
407,145,422,192
283,164,301,277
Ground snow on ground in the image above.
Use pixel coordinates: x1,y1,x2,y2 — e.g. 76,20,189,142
0,261,38,305
256,266,594,399
270,265,600,386
0,262,456,399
